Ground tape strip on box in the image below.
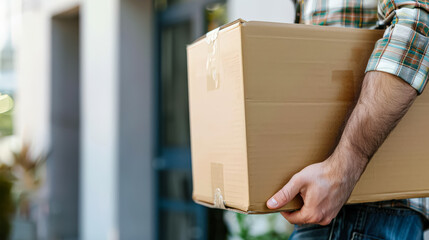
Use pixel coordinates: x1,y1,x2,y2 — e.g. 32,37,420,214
206,27,220,91
211,163,226,209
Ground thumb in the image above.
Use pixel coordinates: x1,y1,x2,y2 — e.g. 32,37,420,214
267,175,302,209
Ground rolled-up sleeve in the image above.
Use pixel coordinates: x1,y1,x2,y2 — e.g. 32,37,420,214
365,5,429,93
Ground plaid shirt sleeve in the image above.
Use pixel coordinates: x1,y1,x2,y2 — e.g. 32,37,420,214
365,2,429,93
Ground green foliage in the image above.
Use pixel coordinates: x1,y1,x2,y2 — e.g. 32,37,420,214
0,141,47,239
205,3,227,31
0,168,15,239
232,213,290,240
0,92,15,238
0,110,13,137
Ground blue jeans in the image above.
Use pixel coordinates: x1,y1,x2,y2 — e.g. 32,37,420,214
289,204,426,240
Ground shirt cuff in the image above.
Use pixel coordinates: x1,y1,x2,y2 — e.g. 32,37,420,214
365,10,429,94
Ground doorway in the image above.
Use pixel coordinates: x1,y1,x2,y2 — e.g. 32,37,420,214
49,6,80,240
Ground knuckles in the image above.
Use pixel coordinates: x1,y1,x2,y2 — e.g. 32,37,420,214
279,187,291,203
307,213,323,224
292,173,305,186
285,211,333,226
319,218,333,226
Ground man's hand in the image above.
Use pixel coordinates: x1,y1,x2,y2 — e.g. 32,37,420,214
266,71,417,225
267,149,366,225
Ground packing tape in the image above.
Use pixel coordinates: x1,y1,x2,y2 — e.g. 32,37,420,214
206,27,220,91
211,163,226,209
213,188,225,209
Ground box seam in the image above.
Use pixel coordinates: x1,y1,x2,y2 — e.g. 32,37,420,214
239,22,251,212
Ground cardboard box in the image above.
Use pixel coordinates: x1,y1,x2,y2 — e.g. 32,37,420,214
187,19,429,214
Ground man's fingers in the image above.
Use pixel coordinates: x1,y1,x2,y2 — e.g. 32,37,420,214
281,208,327,225
266,176,302,209
281,210,308,225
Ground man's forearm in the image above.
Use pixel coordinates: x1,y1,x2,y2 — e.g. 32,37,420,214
329,71,417,180
268,71,418,225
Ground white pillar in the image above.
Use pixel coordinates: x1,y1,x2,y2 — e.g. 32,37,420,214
80,0,154,239
227,0,295,23
80,0,120,239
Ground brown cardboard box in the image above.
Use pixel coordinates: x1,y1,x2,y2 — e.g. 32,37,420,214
187,19,429,214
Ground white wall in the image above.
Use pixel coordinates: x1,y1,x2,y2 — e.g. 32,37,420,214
16,0,80,155
228,0,295,23
16,9,50,154
18,0,155,239
45,0,80,16
17,1,82,239
81,0,155,238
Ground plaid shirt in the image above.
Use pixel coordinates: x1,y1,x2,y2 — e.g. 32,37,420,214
296,0,429,222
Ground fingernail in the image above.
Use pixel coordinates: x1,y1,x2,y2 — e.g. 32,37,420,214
268,198,278,208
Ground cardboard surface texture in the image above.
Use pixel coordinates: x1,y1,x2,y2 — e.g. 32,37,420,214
187,19,429,214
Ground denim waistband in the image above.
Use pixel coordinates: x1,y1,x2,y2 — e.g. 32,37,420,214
345,203,423,216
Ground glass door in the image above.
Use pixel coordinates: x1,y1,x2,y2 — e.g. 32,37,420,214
154,1,227,240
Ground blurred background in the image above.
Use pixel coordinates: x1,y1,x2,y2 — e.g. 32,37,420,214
0,0,295,239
